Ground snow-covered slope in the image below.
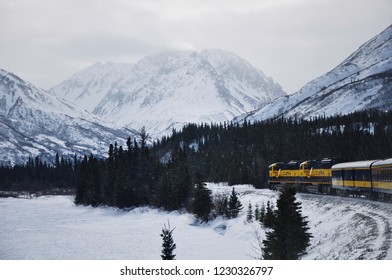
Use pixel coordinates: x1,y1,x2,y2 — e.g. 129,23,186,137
49,62,133,112
0,69,136,166
237,25,392,123
51,50,286,138
1,184,391,260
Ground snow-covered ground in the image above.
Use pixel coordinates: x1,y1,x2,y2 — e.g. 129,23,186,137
0,183,391,260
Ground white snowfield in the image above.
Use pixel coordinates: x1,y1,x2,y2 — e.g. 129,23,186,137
0,183,391,260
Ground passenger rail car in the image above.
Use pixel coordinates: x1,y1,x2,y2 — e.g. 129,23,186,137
371,158,392,201
331,159,392,201
372,158,392,202
331,160,375,197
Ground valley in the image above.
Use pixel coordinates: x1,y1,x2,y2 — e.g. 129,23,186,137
1,184,391,260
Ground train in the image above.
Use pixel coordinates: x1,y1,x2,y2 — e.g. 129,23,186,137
268,158,392,202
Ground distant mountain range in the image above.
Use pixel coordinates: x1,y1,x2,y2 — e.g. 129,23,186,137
234,24,392,123
0,69,136,165
50,49,286,138
1,25,391,165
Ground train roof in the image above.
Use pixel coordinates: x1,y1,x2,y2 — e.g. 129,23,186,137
269,160,302,167
301,158,342,166
372,158,392,167
331,160,379,170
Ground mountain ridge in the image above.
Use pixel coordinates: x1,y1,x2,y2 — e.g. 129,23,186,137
0,68,136,166
2,24,392,166
235,25,392,123
51,49,286,138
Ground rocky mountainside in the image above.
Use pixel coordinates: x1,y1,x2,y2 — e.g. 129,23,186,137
51,49,286,137
49,62,133,112
236,25,392,123
0,69,136,166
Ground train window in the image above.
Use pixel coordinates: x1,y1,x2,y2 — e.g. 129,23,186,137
389,169,392,182
388,169,392,182
332,170,343,180
375,170,381,181
379,169,392,182
353,169,371,181
380,170,384,181
343,170,353,181
378,170,383,181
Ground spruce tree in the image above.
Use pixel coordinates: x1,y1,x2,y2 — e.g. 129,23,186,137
74,155,89,205
228,187,243,218
160,222,176,260
262,187,311,260
263,201,275,228
259,202,266,223
246,201,253,222
254,203,260,221
192,172,213,222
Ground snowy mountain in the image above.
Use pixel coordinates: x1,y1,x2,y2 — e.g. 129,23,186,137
51,49,286,138
236,25,392,123
0,69,136,166
49,62,133,112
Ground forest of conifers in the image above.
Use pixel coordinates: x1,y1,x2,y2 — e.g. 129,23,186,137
1,109,392,210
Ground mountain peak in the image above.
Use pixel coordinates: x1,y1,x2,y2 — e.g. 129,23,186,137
237,24,392,123
0,68,135,166
51,49,286,138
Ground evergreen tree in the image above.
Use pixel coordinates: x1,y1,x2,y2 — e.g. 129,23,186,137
74,155,89,205
192,172,213,222
105,144,115,205
160,222,176,260
155,146,192,210
227,187,243,218
254,203,260,221
263,200,275,228
262,187,311,260
246,201,253,222
259,202,266,223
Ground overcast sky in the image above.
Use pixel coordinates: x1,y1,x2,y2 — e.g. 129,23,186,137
0,0,391,94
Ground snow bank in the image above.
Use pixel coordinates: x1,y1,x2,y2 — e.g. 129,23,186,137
0,184,391,260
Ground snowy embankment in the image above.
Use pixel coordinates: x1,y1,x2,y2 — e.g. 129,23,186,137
0,183,391,260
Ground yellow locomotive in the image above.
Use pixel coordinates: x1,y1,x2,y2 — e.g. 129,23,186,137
269,158,392,202
268,158,340,193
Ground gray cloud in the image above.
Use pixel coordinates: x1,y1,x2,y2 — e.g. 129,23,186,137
0,0,391,93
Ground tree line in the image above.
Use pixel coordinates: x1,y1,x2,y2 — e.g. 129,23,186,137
1,109,391,201
154,109,392,187
0,154,75,195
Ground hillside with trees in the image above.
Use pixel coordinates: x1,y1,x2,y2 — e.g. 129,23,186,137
1,109,392,211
